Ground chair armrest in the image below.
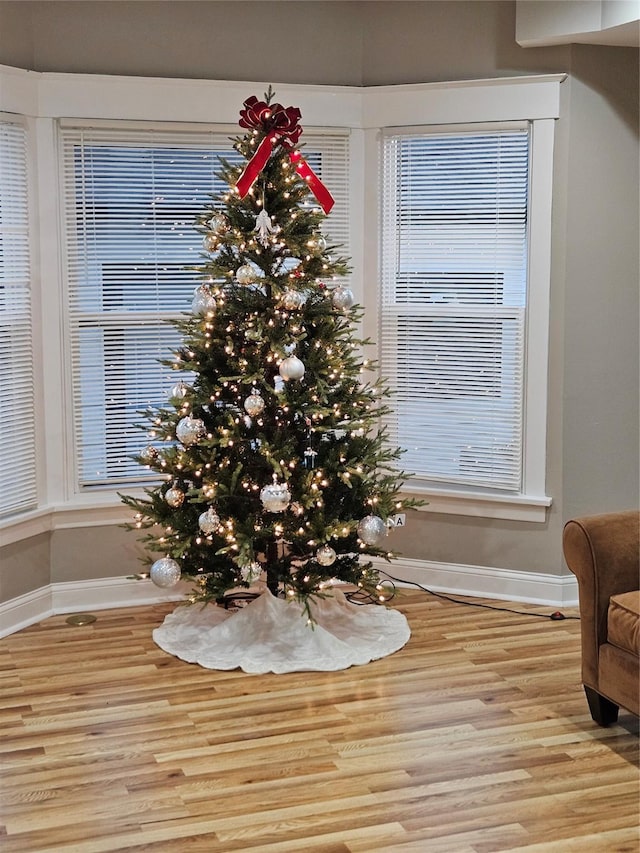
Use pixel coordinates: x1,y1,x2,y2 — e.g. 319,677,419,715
563,510,640,688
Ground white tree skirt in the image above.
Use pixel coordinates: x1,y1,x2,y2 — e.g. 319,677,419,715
153,589,410,674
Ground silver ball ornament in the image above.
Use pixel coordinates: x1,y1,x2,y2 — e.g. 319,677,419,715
191,285,216,315
281,289,306,311
332,285,355,311
198,507,220,535
244,391,265,417
357,515,387,545
316,545,337,566
165,486,185,508
236,263,256,286
140,445,158,462
260,481,291,513
176,415,206,447
150,557,182,588
279,355,305,382
208,212,227,235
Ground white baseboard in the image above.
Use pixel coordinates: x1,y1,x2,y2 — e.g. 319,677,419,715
371,556,578,608
0,560,578,639
0,576,191,639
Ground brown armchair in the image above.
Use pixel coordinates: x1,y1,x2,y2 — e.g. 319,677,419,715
563,511,639,726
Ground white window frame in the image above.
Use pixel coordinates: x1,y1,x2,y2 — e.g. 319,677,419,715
363,78,559,521
0,113,39,521
57,119,352,493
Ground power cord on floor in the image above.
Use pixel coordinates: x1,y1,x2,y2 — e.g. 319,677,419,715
376,569,580,621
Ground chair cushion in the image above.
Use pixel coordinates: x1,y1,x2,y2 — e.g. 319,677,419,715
607,590,640,657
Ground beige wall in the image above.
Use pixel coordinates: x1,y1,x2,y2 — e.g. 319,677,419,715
0,2,637,601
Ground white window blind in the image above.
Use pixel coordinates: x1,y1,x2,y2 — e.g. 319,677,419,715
59,124,350,489
381,127,530,492
0,119,37,517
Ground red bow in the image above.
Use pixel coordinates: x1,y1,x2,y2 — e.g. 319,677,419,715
235,96,335,214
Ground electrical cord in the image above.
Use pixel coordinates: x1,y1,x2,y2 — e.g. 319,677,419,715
376,569,580,621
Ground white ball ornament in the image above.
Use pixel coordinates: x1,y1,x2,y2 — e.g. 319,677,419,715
191,285,216,315
357,515,387,545
260,480,291,513
176,415,206,447
165,485,185,508
316,545,337,566
170,381,189,400
279,355,305,382
150,557,182,588
236,263,256,286
140,445,158,462
244,391,265,417
332,285,355,311
198,507,220,535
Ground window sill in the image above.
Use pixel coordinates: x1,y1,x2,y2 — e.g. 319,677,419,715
1,483,552,548
0,490,146,547
402,486,552,522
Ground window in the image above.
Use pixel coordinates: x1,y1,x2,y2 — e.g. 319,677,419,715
60,124,350,490
381,125,536,495
0,117,37,517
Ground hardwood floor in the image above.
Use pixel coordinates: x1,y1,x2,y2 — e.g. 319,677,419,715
1,590,638,852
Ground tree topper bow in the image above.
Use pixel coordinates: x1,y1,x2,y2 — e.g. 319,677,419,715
235,95,335,214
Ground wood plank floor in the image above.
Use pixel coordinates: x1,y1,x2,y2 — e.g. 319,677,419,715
1,590,638,852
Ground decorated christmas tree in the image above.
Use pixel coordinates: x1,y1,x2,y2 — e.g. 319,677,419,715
121,89,418,624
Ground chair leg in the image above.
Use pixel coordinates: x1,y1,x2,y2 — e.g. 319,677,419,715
584,685,619,726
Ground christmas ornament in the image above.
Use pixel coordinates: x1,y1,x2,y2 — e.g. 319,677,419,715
332,285,355,311
236,263,256,286
202,233,219,253
191,285,216,315
241,562,262,584
140,445,158,462
357,515,387,545
176,415,206,447
255,209,276,247
260,480,291,513
235,95,335,213
150,557,182,588
316,545,337,566
170,381,189,399
198,507,220,534
281,289,306,311
244,391,265,417
208,212,227,234
279,355,305,382
165,485,185,508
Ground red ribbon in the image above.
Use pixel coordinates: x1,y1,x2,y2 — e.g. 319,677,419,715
235,96,335,214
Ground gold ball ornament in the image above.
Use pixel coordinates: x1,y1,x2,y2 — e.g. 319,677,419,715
316,545,337,566
244,391,265,417
165,485,185,508
198,507,220,534
236,264,256,286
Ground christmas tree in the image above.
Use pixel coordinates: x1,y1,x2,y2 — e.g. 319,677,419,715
121,89,418,619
